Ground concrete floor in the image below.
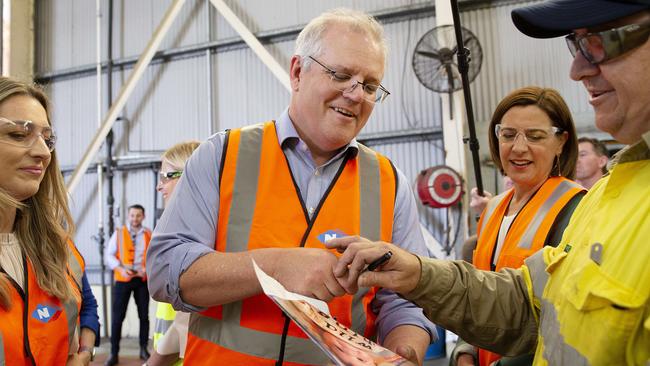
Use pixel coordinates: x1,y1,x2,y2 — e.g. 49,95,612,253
92,337,146,366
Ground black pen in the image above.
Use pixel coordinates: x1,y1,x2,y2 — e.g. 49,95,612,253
361,251,393,273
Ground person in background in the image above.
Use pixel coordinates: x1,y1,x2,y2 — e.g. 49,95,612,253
575,136,609,189
148,140,200,366
453,86,586,366
147,8,435,365
105,204,152,365
0,76,88,365
327,1,650,364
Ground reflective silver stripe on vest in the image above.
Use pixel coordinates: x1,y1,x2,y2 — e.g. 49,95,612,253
517,180,582,249
67,247,83,289
63,298,80,352
225,124,264,253
189,309,329,365
525,251,590,364
478,191,509,234
358,144,381,242
354,144,383,336
524,250,548,301
0,331,5,366
154,318,173,335
539,298,589,365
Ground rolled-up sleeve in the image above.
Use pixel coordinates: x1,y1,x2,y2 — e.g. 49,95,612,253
373,168,436,343
147,133,225,312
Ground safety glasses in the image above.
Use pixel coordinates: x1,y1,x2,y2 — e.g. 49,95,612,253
0,118,56,152
565,19,650,64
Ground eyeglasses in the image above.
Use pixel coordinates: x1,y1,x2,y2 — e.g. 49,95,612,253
159,171,182,184
495,125,563,145
565,19,650,65
308,56,390,104
0,118,56,152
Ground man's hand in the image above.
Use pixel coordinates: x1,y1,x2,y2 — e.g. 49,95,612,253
268,248,348,302
136,268,146,278
117,266,134,280
326,236,421,294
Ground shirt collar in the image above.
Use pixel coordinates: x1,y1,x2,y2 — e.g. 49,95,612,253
608,130,650,169
128,225,144,235
275,108,359,159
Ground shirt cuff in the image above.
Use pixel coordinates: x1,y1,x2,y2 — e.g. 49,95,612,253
374,289,436,344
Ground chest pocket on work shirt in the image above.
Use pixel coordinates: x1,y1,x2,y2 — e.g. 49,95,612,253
559,257,647,363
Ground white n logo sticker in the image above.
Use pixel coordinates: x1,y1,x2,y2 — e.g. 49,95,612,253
37,307,50,319
324,233,338,242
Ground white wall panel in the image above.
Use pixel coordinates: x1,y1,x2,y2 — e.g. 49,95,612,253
46,75,106,168
114,56,212,153
209,0,432,41
36,0,108,73
211,41,291,130
112,0,209,60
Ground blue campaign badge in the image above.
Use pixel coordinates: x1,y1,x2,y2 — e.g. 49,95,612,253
317,230,347,244
32,304,62,323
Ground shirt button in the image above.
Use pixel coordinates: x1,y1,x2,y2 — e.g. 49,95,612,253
308,207,315,215
314,170,320,176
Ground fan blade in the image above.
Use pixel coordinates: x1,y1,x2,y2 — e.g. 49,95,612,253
415,49,442,60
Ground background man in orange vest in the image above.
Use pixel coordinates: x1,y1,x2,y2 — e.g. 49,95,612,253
104,204,152,366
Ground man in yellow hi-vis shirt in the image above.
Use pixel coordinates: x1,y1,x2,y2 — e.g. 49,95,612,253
327,1,650,365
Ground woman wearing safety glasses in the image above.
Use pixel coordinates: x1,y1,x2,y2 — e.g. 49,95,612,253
148,140,200,366
0,76,100,365
451,86,586,366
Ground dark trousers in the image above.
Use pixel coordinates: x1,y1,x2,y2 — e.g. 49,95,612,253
110,277,150,355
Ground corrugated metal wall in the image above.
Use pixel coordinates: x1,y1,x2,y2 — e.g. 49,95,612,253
34,0,593,281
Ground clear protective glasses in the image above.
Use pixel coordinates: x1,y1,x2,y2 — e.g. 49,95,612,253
159,170,182,184
495,124,563,145
0,117,56,152
565,19,650,65
308,56,390,104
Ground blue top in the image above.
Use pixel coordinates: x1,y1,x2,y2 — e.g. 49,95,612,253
80,272,101,346
147,109,436,343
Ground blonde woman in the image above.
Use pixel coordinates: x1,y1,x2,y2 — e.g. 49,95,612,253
0,76,89,365
148,141,200,366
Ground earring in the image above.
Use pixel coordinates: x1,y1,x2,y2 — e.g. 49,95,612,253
555,154,562,176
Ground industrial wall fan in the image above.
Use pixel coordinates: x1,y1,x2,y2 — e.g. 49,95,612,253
412,25,483,116
416,165,463,208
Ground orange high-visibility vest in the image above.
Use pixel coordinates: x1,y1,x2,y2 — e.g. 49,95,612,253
0,239,83,365
185,122,396,365
473,176,584,366
114,226,151,282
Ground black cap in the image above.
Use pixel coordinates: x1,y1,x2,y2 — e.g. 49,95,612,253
512,0,650,38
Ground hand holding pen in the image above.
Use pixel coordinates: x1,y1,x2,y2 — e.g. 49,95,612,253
360,251,393,273
326,236,422,295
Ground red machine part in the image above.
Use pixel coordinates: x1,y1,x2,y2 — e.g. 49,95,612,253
416,165,463,208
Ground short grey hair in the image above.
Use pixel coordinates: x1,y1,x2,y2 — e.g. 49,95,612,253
294,8,388,69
